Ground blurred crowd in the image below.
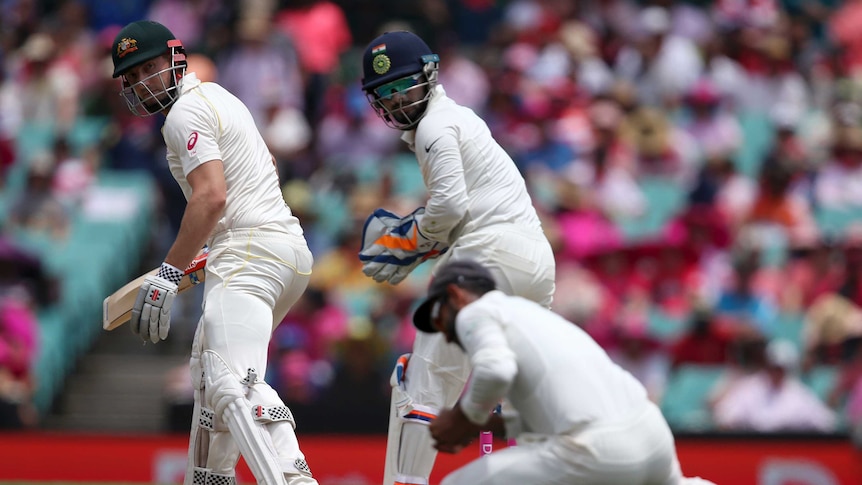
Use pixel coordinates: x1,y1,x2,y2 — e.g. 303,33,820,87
4,0,862,440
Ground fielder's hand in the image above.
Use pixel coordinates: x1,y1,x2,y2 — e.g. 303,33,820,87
430,406,481,454
130,263,180,343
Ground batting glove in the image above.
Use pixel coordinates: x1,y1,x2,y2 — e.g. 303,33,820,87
130,263,180,343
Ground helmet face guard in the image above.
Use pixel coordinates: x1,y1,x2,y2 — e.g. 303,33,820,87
361,31,439,130
366,60,438,130
119,39,187,117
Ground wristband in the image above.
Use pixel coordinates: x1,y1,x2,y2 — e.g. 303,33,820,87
157,262,184,285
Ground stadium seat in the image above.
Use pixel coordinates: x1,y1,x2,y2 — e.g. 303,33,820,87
661,364,726,431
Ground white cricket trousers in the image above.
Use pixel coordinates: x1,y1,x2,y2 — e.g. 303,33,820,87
384,224,556,485
441,402,686,485
188,222,314,482
198,222,313,376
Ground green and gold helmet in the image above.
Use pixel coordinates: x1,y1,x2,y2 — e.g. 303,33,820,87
111,20,187,116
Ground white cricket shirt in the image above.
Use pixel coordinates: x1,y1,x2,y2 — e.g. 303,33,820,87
401,85,543,244
456,290,649,437
161,72,299,234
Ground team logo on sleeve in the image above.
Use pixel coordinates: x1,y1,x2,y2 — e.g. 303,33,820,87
187,131,199,151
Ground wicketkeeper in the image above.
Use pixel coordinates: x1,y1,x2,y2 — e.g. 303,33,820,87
358,31,557,485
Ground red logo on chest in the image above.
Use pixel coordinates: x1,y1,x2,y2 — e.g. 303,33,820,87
187,131,199,151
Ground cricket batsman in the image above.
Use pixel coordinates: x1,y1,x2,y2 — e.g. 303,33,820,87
110,20,317,485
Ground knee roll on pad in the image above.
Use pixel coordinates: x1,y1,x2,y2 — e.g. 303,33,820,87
202,351,285,485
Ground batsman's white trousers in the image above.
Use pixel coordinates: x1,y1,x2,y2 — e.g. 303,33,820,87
384,224,555,485
441,402,687,485
189,222,314,481
199,222,313,381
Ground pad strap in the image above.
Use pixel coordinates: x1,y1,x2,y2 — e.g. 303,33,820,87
199,407,214,431
192,467,236,485
252,404,296,429
402,404,438,425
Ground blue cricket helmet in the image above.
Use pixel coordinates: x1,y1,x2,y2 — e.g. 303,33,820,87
361,31,438,92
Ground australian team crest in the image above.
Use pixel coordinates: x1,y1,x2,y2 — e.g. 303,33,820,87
371,43,390,75
117,37,138,58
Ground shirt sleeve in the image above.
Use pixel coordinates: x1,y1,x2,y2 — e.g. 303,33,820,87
456,301,518,425
162,94,223,176
414,121,468,243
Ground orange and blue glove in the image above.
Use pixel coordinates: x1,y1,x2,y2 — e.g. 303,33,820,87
358,207,448,284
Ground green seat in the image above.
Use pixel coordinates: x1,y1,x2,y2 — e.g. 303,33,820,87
661,364,726,431
647,308,687,342
803,365,839,402
770,312,805,351
815,207,862,238
618,177,686,241
734,111,775,178
29,168,157,415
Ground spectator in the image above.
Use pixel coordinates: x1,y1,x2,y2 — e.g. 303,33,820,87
606,320,670,404
8,31,80,132
781,239,845,313
670,307,733,369
713,251,778,340
0,287,39,429
801,293,862,370
275,0,352,128
679,78,743,164
814,124,862,210
827,336,862,446
216,13,304,131
614,6,703,108
712,339,837,432
7,152,71,242
619,105,699,185
743,157,818,244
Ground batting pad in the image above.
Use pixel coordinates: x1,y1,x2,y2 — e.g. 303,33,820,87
202,351,287,485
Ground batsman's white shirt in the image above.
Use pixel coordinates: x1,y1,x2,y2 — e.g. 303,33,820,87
162,72,301,235
162,72,316,483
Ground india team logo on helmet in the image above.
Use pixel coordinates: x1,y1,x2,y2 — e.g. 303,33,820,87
371,43,391,75
361,31,440,130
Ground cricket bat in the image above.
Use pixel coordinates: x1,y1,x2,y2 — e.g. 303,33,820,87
102,247,209,331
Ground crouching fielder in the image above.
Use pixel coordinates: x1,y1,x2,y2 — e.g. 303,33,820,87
110,20,317,485
416,260,717,485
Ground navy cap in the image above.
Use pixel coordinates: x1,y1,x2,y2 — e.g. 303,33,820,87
361,31,438,92
413,260,496,333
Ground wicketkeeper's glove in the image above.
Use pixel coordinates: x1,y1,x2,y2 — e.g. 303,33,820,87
358,207,448,284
